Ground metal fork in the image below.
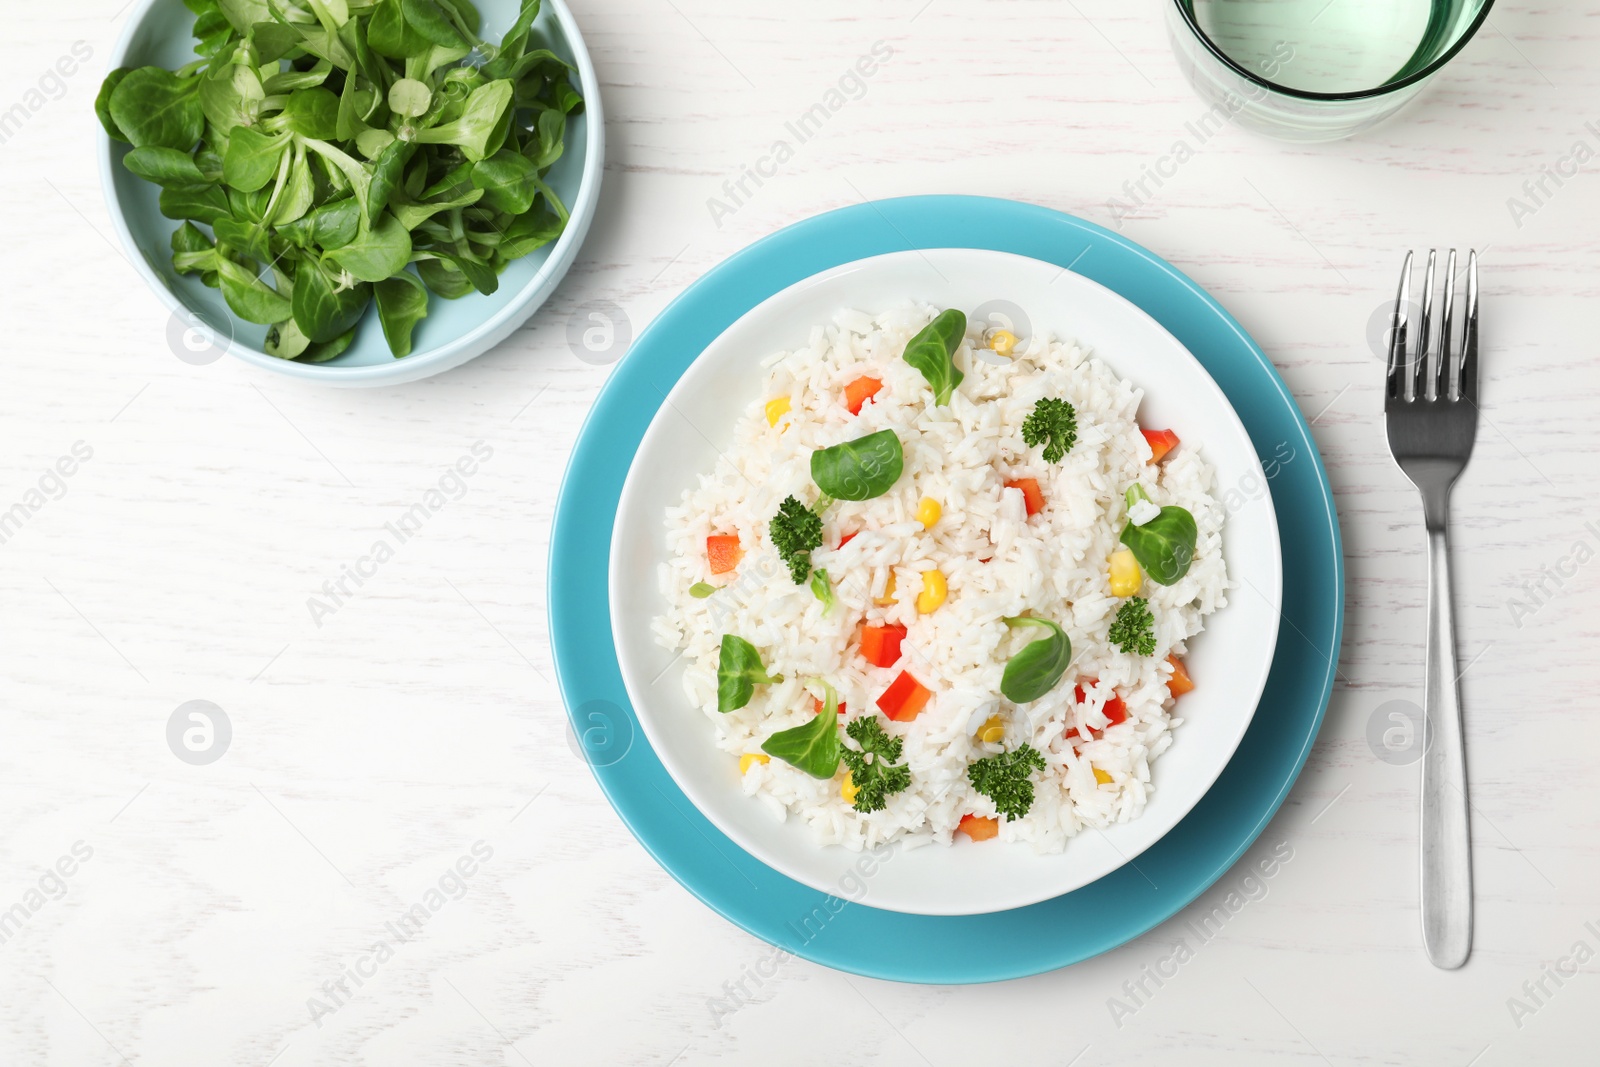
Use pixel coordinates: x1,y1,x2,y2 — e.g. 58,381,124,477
1383,248,1479,969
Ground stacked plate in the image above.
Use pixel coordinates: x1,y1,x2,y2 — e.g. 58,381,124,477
549,196,1342,983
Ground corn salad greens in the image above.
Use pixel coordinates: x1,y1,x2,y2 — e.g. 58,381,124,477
96,0,581,361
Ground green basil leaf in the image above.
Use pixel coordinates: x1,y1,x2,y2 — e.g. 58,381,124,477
292,257,372,342
999,617,1072,703
301,326,358,363
123,146,207,187
809,430,903,501
278,196,361,250
284,86,340,139
412,79,512,161
401,0,470,47
212,214,276,261
1120,505,1198,586
689,582,716,599
265,317,312,359
216,258,292,324
903,308,966,406
325,212,413,283
197,60,263,134
109,66,204,151
223,125,287,192
716,634,781,713
367,139,416,218
761,686,842,779
158,183,232,225
95,68,133,142
368,0,432,58
469,149,538,214
416,256,477,299
374,271,430,357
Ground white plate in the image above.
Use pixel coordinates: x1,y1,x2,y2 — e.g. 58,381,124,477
609,249,1282,916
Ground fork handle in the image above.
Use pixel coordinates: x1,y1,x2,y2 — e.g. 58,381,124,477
1421,521,1472,968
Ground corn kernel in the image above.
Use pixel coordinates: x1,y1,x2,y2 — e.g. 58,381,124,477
875,571,898,606
765,396,791,427
916,569,947,613
915,496,942,530
1093,767,1113,785
978,715,1004,744
841,770,859,805
1109,549,1142,597
739,753,769,774
988,329,1018,357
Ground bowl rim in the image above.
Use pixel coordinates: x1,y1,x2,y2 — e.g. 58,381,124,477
98,0,605,384
1168,0,1497,103
607,246,1284,915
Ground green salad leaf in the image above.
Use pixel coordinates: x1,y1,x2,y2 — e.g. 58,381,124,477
1120,484,1198,586
810,430,903,501
999,617,1072,703
902,308,966,406
761,683,842,778
716,635,781,713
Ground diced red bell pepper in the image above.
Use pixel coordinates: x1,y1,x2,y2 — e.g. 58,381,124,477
838,530,858,548
958,814,999,841
812,696,848,716
706,534,742,575
877,670,932,721
1005,478,1045,516
858,623,907,668
1167,654,1194,697
844,376,884,415
1142,427,1180,463
1070,680,1127,740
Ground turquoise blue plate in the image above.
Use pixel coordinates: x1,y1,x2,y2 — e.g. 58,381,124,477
548,196,1343,983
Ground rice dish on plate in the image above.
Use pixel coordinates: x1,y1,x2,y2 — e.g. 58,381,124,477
651,303,1228,854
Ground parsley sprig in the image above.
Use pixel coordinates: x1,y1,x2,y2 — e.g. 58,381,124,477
841,717,912,813
770,495,823,584
1109,596,1156,656
967,743,1047,820
1021,398,1078,464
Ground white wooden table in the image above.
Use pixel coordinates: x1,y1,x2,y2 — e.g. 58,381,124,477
4,1,1597,1063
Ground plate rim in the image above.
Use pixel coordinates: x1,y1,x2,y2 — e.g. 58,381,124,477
550,195,1343,982
605,244,1284,915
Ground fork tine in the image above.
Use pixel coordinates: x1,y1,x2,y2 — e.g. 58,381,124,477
1386,251,1413,400
1458,250,1479,402
1437,248,1457,401
1415,250,1437,400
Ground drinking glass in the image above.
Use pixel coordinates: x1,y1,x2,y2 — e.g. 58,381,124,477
1167,0,1496,142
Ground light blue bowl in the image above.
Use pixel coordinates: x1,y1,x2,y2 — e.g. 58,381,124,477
100,0,604,386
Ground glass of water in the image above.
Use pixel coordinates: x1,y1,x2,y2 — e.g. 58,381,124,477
1167,0,1496,142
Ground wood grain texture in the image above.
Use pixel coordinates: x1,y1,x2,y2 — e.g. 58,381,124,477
2,0,1598,1062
